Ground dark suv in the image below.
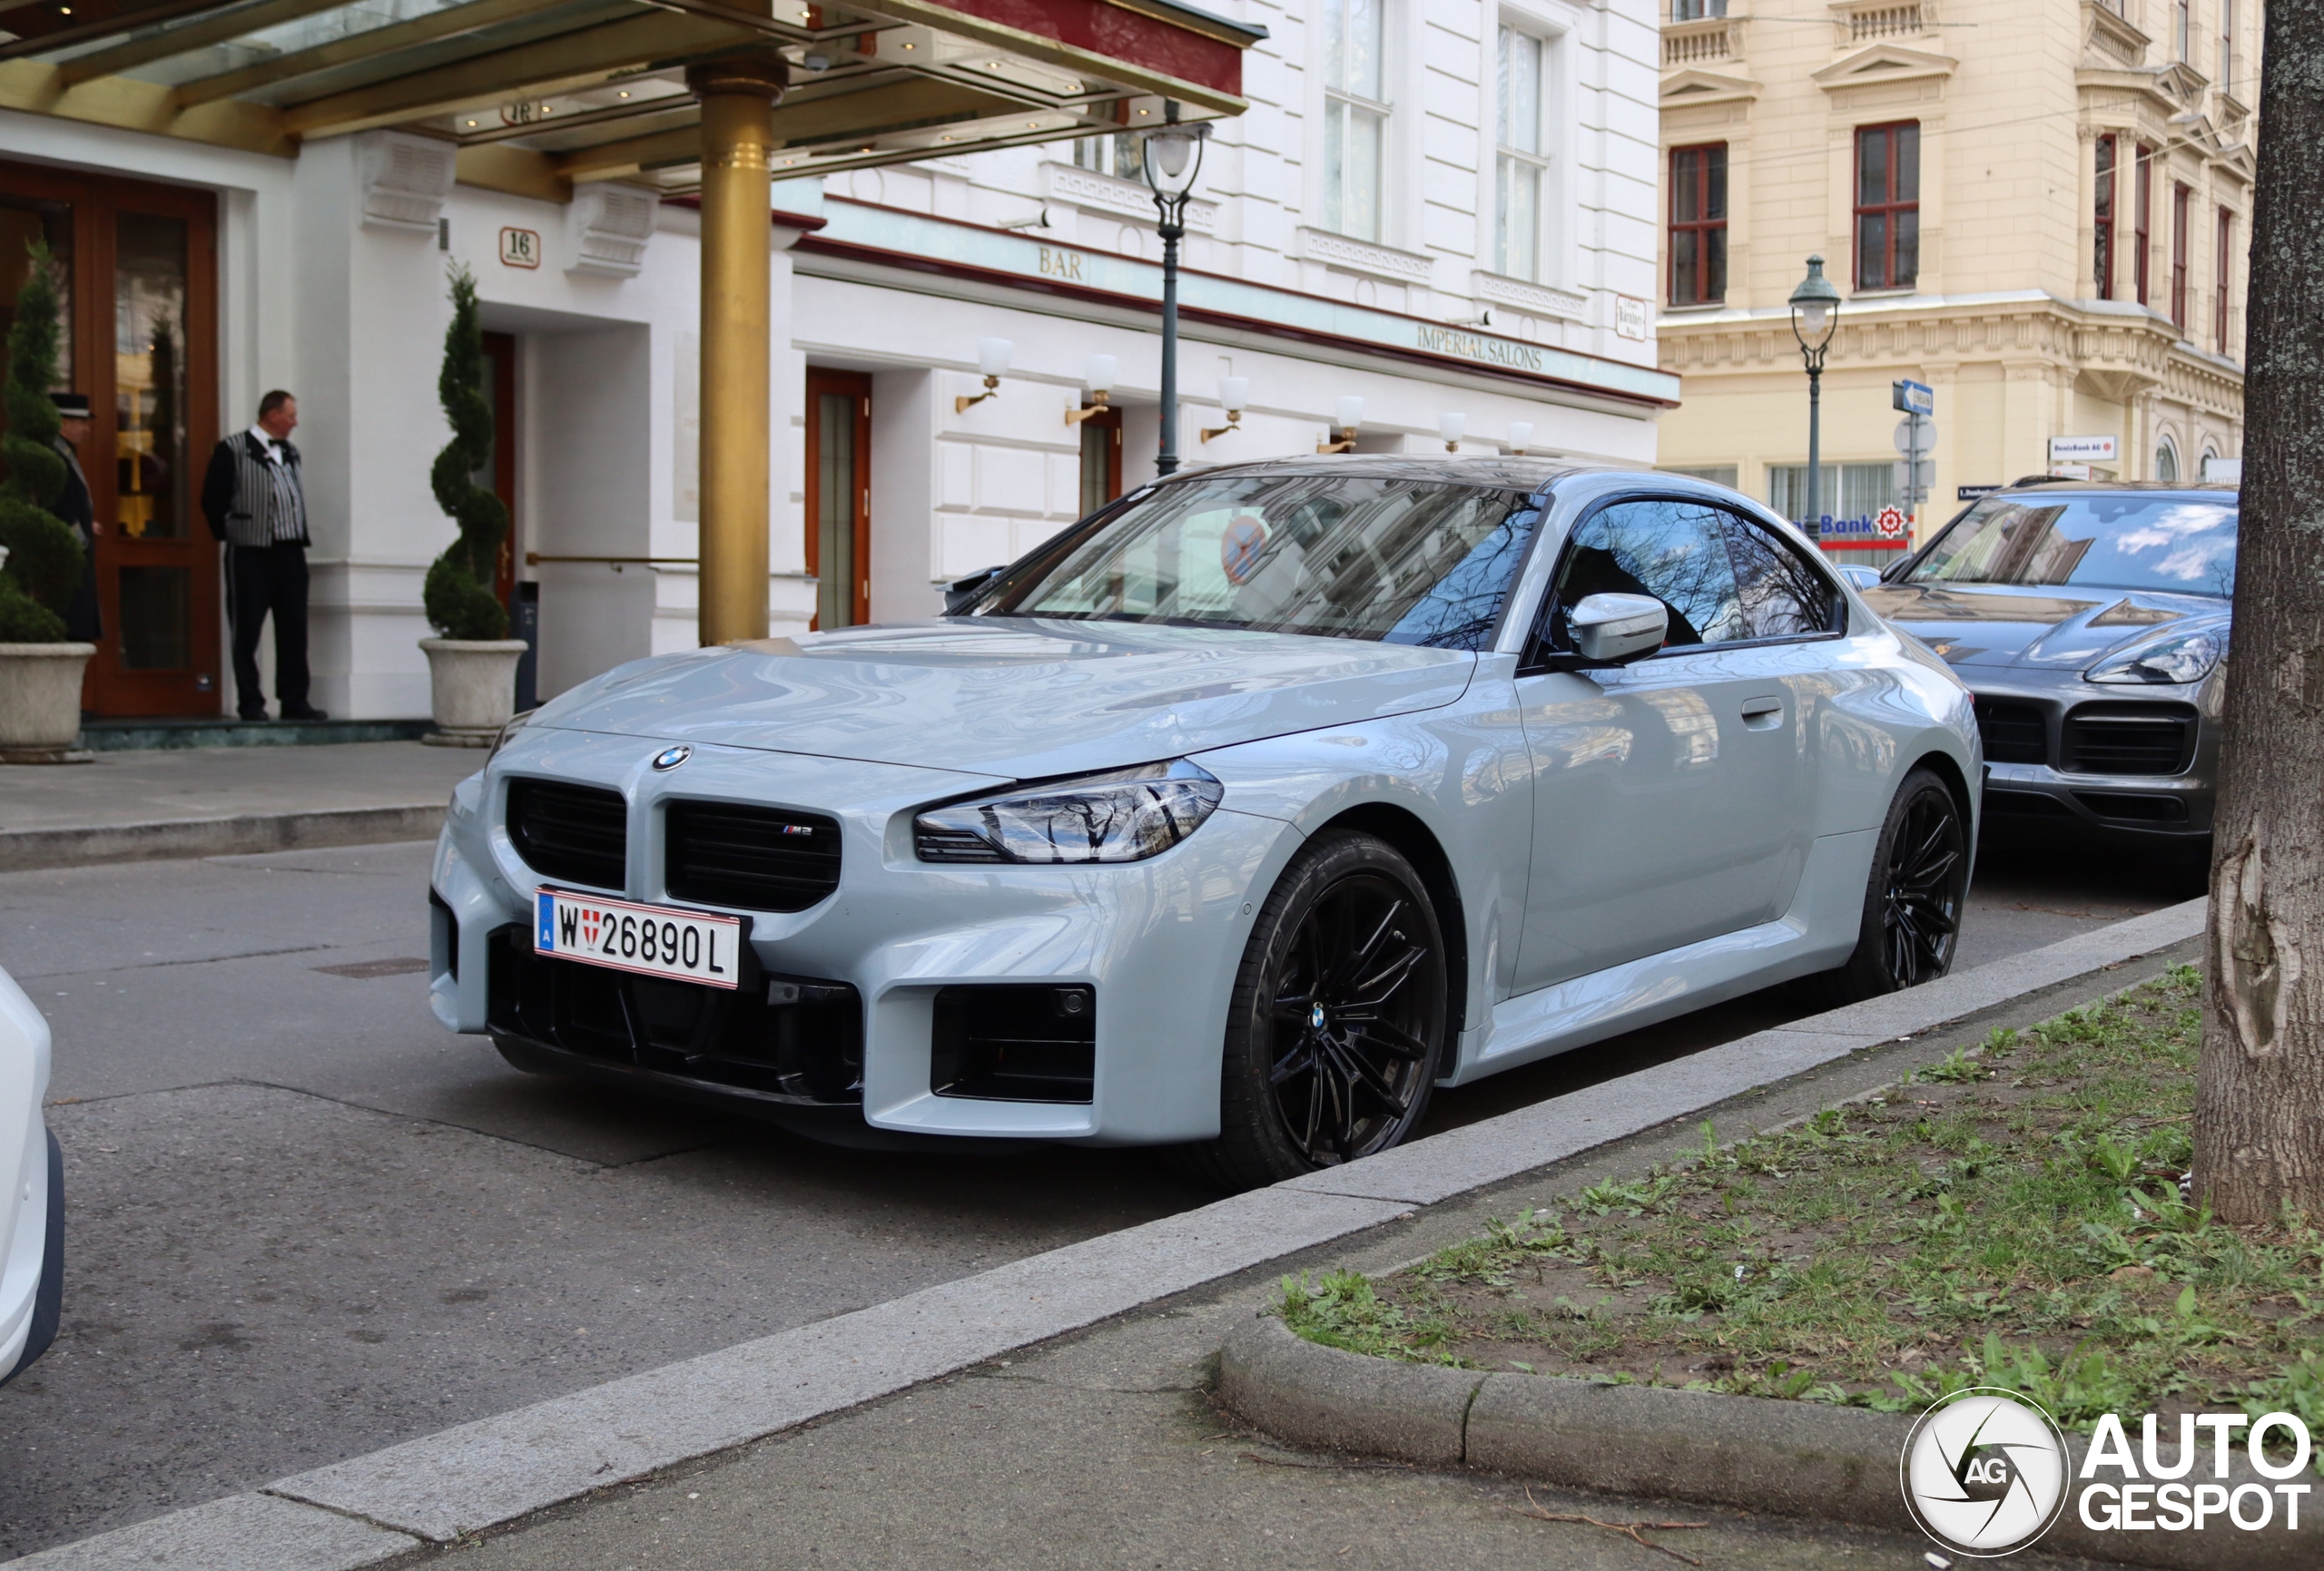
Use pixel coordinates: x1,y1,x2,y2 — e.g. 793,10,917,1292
1863,481,2235,857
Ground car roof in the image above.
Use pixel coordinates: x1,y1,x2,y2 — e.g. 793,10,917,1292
1158,454,1590,492
1991,478,2237,499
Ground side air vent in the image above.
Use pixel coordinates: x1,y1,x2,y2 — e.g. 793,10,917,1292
931,985,1096,1104
665,800,842,912
506,779,627,890
1974,700,2048,766
2062,703,2198,776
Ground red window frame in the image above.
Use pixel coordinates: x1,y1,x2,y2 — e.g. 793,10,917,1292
2171,182,2191,329
2215,205,2234,349
1668,142,1728,306
2093,133,2116,299
2134,146,2152,305
1853,122,1920,291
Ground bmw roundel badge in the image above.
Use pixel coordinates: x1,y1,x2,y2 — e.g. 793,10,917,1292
651,745,692,771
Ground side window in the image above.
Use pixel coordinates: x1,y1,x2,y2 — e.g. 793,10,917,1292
1719,510,1843,639
1549,498,1744,650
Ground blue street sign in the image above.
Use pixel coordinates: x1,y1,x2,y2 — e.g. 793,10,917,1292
1892,379,1935,416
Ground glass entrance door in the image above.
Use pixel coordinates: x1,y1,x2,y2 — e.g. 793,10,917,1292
0,160,218,716
805,369,872,629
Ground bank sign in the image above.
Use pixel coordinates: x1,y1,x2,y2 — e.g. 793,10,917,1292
1815,506,1913,551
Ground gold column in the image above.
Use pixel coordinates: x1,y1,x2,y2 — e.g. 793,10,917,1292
687,50,789,645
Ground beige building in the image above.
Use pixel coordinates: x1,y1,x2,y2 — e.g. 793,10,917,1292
1651,0,2256,545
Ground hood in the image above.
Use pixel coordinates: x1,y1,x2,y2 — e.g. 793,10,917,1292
530,619,1477,781
1859,582,2229,673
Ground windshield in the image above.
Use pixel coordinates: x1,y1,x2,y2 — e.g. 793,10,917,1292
1907,494,2237,597
981,474,1541,650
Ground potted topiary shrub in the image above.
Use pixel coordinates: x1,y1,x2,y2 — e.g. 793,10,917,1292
0,240,95,765
419,264,526,746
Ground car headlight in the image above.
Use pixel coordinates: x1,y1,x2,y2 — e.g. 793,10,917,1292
2085,629,2225,684
914,760,1225,864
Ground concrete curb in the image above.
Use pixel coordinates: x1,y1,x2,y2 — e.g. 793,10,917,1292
0,805,445,874
7,898,2210,1567
1218,1316,2317,1571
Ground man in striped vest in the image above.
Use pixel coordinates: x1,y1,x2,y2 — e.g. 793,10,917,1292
201,390,325,722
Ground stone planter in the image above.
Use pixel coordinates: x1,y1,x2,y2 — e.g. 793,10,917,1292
419,637,528,747
0,643,95,764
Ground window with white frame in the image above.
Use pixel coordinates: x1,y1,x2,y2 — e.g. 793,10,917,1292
1322,0,1387,241
1073,133,1142,178
1495,25,1549,280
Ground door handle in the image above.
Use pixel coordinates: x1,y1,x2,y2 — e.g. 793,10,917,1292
1740,695,1784,730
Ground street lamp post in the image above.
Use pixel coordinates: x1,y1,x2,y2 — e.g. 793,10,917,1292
1139,109,1208,476
1787,255,1843,535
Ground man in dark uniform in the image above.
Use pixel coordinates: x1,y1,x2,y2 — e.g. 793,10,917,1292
48,392,102,644
200,389,324,721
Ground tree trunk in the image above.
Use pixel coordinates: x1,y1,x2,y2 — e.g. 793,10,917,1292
2194,0,2324,1223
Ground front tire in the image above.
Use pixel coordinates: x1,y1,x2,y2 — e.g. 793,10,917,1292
1171,830,1450,1192
1799,768,1968,1009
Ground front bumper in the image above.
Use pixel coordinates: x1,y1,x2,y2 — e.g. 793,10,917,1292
1965,675,2220,841
430,728,1295,1145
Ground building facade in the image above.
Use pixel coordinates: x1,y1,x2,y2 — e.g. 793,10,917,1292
0,0,1672,722
1651,0,2254,544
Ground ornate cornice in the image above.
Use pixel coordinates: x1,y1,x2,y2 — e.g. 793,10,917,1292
1659,296,2242,417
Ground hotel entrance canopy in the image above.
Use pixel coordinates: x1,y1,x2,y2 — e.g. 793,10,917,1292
0,0,1260,192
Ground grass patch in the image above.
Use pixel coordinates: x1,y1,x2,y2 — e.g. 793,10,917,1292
1274,967,2324,1458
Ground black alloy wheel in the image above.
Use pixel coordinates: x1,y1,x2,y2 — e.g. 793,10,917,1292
1173,830,1449,1191
1880,783,1965,986
1265,870,1441,1165
1799,768,1969,1007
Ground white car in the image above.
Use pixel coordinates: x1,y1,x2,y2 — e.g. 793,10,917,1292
432,460,1979,1189
0,965,61,1384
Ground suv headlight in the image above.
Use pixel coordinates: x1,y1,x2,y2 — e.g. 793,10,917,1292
2085,628,2225,684
914,760,1225,864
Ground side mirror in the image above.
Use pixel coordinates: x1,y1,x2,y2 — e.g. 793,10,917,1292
1837,565,1882,591
1568,592,1667,665
944,565,1007,614
1879,555,1914,583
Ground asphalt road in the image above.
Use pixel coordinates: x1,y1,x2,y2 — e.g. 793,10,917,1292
0,830,2191,1557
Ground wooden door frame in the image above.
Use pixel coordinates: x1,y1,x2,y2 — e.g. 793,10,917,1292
803,368,872,628
0,159,220,716
1079,405,1122,515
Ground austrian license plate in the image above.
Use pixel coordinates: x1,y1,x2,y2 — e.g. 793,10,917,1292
534,889,744,989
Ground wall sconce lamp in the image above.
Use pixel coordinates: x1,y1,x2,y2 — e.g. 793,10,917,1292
1201,376,1249,442
1316,395,1364,454
1439,412,1467,452
956,338,1013,413
1505,421,1534,457
1065,354,1116,425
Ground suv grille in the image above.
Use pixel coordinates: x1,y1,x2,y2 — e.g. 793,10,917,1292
2062,703,2197,776
665,800,842,912
1974,700,2048,765
507,779,626,889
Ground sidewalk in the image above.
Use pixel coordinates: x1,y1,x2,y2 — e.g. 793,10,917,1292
434,935,2187,1571
0,742,475,871
14,900,2205,1570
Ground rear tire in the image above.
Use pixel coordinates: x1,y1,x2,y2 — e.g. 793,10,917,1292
1168,830,1450,1193
1797,768,1968,1010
